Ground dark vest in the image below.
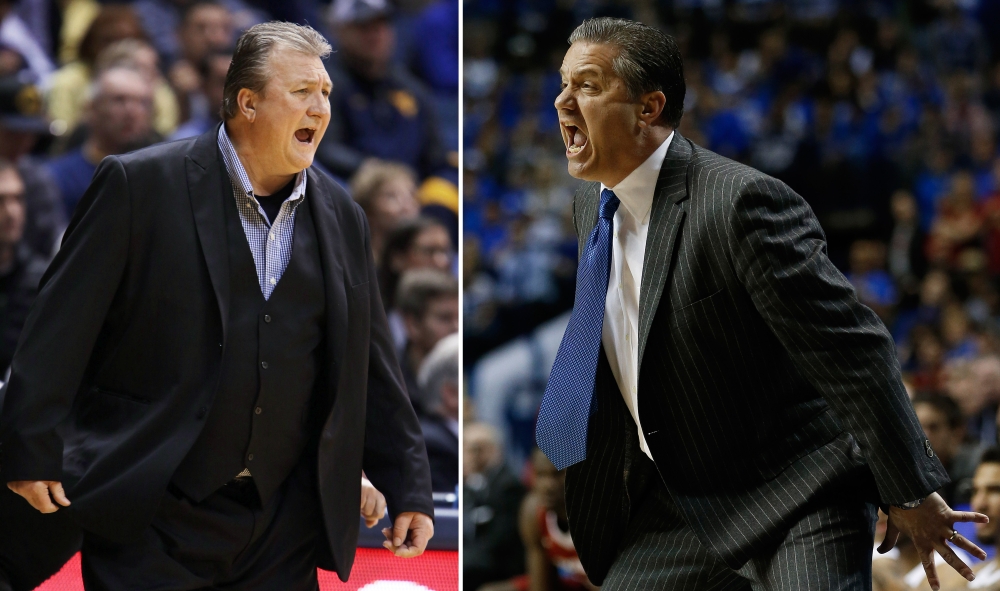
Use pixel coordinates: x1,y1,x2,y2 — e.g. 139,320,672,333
172,188,326,504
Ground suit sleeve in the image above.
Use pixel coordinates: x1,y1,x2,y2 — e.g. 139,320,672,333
355,204,435,520
726,174,948,506
0,156,131,482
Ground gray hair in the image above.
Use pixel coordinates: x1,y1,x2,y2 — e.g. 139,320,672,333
568,17,685,128
417,332,459,413
222,21,332,120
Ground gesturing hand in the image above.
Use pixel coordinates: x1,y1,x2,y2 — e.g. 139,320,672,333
7,480,71,513
877,492,988,590
381,511,434,558
360,476,387,528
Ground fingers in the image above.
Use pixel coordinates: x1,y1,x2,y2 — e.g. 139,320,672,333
381,513,434,558
934,542,975,582
49,482,71,507
918,547,940,591
949,531,987,561
876,518,900,554
9,481,62,513
375,493,387,522
950,510,990,524
361,490,375,517
392,512,413,547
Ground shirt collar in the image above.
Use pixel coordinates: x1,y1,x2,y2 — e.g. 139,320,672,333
217,123,307,203
601,131,673,224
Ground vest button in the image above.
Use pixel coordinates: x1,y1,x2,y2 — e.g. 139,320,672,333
248,453,254,461
261,361,268,369
263,314,271,323
255,406,262,415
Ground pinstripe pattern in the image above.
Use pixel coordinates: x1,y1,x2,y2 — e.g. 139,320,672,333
601,464,877,591
564,132,949,585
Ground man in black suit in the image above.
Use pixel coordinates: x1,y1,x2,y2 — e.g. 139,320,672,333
0,21,433,590
535,17,986,591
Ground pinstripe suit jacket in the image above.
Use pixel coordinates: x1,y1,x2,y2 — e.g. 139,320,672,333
564,133,949,583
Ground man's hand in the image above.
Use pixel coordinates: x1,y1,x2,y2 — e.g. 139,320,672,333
877,492,988,590
7,481,71,513
381,511,434,558
360,476,387,528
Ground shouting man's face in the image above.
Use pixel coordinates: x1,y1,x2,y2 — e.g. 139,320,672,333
555,42,649,188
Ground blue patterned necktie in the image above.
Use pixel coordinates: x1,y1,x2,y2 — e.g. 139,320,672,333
536,188,620,470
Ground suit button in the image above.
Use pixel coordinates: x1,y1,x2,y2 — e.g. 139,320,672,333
261,361,268,369
248,453,254,461
264,314,271,323
925,440,934,458
197,407,207,419
255,407,262,415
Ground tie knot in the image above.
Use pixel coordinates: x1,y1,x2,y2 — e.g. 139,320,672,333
600,189,620,220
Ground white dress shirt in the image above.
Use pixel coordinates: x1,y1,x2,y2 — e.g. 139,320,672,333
600,132,673,461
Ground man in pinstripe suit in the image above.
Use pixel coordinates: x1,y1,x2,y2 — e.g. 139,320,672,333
538,17,989,591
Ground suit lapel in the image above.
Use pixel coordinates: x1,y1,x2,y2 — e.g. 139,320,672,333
637,134,693,375
304,168,348,404
186,126,231,340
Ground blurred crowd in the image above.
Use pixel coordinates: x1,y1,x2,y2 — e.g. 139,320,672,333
463,0,1000,589
0,0,458,492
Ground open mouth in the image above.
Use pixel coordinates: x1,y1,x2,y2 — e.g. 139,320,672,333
562,122,588,155
295,128,316,144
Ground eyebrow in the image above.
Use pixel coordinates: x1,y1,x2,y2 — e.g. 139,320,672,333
560,65,606,83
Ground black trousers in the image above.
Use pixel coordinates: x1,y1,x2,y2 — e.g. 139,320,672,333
0,484,83,591
601,475,878,591
81,463,322,591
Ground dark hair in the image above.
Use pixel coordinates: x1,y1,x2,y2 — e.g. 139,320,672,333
981,446,1000,466
378,216,448,309
395,269,458,320
222,22,331,120
912,392,964,430
568,17,685,128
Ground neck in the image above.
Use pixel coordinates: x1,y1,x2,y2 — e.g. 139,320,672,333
407,342,428,374
603,126,672,189
226,122,296,195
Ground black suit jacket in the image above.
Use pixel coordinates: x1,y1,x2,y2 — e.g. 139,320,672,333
564,133,948,583
0,127,433,581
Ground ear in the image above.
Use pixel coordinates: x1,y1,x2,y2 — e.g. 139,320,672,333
237,88,256,122
638,90,667,127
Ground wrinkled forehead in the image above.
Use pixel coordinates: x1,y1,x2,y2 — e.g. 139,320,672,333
265,47,332,86
560,40,619,80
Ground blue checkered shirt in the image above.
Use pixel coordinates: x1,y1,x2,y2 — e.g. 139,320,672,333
217,124,307,300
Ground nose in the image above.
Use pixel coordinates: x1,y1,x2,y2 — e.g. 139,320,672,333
308,89,330,118
554,85,572,111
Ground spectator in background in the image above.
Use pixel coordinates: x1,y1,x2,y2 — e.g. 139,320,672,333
0,159,45,375
416,332,459,493
349,158,420,262
518,448,595,591
0,76,64,258
317,0,449,182
0,0,53,84
887,190,927,306
464,422,526,591
94,38,180,137
395,268,458,403
912,393,984,507
379,216,452,312
46,6,177,137
167,1,235,124
847,238,898,322
131,0,260,68
929,171,982,268
46,66,157,218
170,48,231,140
